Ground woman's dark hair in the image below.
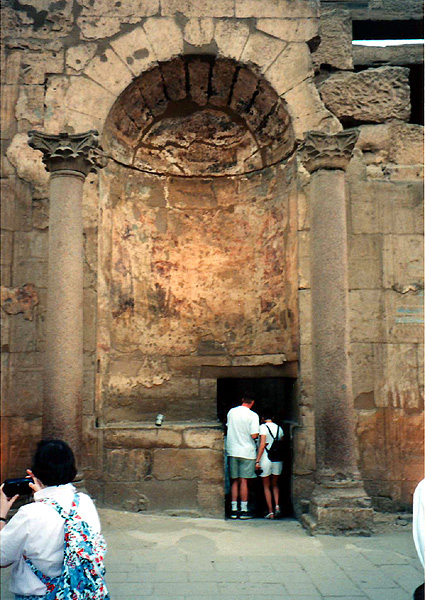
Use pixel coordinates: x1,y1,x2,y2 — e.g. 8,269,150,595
261,407,275,421
31,439,77,486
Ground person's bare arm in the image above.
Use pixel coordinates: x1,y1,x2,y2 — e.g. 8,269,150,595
256,434,267,465
0,485,18,532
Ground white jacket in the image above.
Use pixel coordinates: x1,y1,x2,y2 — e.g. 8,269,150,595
0,483,101,596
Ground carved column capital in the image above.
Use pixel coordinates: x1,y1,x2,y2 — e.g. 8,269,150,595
301,129,359,173
28,130,107,175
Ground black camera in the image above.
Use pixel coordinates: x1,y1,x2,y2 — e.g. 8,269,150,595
255,466,263,476
2,477,33,498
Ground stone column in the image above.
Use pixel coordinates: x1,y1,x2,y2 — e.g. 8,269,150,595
28,131,104,454
301,130,373,534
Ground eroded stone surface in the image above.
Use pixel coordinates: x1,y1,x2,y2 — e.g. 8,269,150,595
97,161,299,421
318,66,411,124
1,283,39,320
312,8,353,71
256,18,319,42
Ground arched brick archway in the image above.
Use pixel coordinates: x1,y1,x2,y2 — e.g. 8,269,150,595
102,55,295,175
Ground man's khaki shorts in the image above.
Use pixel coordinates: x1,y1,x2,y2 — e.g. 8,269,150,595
228,456,256,479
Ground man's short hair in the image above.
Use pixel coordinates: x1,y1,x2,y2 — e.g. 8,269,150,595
241,395,255,404
32,439,77,486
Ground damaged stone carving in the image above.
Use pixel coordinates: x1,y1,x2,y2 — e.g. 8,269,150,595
1,283,39,320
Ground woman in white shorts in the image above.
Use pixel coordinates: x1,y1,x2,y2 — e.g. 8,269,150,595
255,411,283,519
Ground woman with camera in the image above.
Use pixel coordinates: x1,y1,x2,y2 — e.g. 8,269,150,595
0,439,107,599
255,410,284,519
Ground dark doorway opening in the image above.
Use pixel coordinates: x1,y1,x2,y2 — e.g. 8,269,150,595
217,377,297,519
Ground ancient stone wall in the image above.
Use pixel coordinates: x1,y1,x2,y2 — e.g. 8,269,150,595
1,0,423,515
293,8,424,512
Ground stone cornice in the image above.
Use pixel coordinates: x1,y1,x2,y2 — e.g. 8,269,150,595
300,129,359,173
28,130,107,175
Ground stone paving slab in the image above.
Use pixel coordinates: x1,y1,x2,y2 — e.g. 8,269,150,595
1,510,423,599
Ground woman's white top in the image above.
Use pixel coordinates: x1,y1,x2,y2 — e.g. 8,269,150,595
259,422,283,466
0,483,101,596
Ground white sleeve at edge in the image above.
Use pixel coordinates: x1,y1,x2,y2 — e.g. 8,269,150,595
413,478,425,568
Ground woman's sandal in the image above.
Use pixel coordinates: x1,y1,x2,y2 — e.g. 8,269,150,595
265,512,274,519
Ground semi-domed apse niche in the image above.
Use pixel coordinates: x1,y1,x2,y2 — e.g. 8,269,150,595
103,55,296,175
98,55,299,424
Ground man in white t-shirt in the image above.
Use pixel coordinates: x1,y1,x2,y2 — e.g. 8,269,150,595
226,397,260,519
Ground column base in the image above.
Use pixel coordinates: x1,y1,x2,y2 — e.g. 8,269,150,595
301,479,373,536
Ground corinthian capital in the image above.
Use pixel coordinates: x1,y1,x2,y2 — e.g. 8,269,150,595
28,130,106,175
301,129,359,173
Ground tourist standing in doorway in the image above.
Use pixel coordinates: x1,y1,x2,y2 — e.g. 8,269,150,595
256,410,284,519
226,396,260,519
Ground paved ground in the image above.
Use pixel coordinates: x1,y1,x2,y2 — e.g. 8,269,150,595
1,510,423,599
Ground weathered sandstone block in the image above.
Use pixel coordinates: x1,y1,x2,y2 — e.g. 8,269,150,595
104,448,149,481
153,448,223,482
349,290,383,343
183,429,223,449
1,85,19,139
110,27,157,78
351,343,375,407
16,85,45,128
298,289,312,346
1,416,42,479
103,427,183,449
387,123,425,165
1,3,74,40
382,234,424,289
357,123,424,167
318,66,411,123
197,482,224,516
143,17,184,61
235,0,319,18
265,43,313,96
214,20,250,60
241,31,286,71
283,80,341,138
161,0,233,16
348,234,382,289
375,343,423,410
312,8,353,71
66,44,98,73
353,43,424,68
383,290,424,344
84,49,133,97
357,409,424,507
79,0,158,17
77,16,123,40
256,18,319,42
44,75,115,134
184,18,215,46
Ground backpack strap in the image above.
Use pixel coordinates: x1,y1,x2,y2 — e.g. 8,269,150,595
38,491,80,518
24,492,80,588
265,424,282,450
264,423,279,441
265,424,280,440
